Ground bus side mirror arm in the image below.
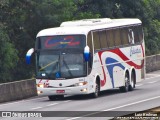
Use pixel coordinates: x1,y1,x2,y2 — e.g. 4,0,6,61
84,46,90,62
26,48,34,64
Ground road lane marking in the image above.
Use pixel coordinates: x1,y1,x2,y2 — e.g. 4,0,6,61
31,107,43,110
136,80,159,87
0,97,71,109
66,95,160,120
67,117,81,120
63,100,71,103
146,74,159,76
145,74,160,80
103,95,160,111
46,103,59,107
135,84,143,87
0,97,47,107
30,100,69,110
148,81,158,84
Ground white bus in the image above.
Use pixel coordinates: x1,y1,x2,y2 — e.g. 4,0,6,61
26,18,145,100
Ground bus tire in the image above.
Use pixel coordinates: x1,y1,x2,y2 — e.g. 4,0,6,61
91,81,100,98
129,72,135,91
48,95,64,101
120,72,129,92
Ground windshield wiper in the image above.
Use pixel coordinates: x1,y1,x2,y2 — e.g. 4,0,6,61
39,60,58,71
63,59,73,77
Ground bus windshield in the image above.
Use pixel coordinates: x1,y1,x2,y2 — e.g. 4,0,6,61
36,35,86,49
36,50,87,79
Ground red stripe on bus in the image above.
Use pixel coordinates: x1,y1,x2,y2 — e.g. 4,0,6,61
98,52,107,87
110,45,144,69
97,44,144,87
38,79,42,83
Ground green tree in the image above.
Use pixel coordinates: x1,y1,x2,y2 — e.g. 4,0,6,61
142,0,160,55
0,24,18,83
83,0,160,55
1,0,98,81
145,20,160,55
1,0,160,82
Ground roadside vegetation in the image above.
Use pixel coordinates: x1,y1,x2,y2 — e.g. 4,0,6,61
0,0,160,82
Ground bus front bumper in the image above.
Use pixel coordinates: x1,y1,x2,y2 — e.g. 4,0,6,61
37,85,90,96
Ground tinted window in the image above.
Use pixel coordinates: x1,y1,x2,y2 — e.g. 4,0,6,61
93,31,101,50
121,28,129,45
99,30,108,49
87,32,93,53
132,26,139,43
132,25,143,43
128,27,135,44
114,29,122,46
138,26,143,42
107,30,114,48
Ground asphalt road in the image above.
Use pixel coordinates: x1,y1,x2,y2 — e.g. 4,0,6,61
0,71,160,120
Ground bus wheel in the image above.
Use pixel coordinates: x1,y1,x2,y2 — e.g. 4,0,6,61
48,95,64,101
129,73,135,91
120,72,129,92
91,82,99,98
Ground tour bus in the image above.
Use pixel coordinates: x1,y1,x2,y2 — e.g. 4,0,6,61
26,18,145,100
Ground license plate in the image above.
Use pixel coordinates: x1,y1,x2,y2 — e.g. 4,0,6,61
56,90,65,93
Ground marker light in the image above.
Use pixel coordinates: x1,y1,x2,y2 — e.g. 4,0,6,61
37,84,44,88
81,88,87,92
74,82,87,86
37,90,43,94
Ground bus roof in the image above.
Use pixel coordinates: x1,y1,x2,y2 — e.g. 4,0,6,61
37,18,142,37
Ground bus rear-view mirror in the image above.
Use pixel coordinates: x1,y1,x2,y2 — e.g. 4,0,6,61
26,48,34,64
84,46,90,62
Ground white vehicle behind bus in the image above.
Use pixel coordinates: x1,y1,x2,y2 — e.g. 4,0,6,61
26,18,145,100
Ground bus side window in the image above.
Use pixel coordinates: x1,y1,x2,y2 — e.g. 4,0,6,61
114,28,122,46
99,30,108,49
107,30,114,48
121,27,129,45
93,31,101,51
133,26,140,43
87,32,93,54
128,28,135,44
138,25,143,42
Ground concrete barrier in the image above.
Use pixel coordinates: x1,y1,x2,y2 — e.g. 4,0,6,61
146,54,160,73
0,54,160,103
0,79,37,103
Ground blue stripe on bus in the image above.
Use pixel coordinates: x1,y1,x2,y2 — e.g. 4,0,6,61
106,57,125,88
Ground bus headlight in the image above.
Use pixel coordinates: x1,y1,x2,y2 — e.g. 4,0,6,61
74,82,87,86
